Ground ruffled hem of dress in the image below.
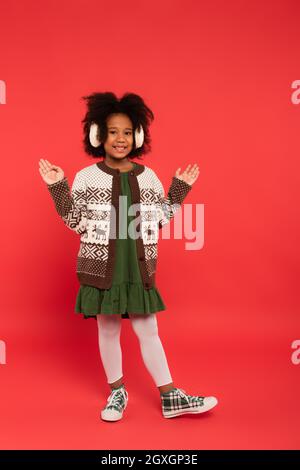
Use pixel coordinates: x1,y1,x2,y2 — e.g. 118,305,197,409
74,283,167,320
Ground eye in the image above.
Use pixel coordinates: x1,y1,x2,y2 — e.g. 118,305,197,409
110,131,132,135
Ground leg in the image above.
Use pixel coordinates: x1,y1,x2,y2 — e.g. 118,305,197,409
128,315,219,419
97,314,124,390
128,313,175,394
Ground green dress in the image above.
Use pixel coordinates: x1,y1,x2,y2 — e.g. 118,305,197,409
75,162,166,320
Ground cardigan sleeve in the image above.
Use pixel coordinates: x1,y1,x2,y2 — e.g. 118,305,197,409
151,171,192,229
46,172,88,235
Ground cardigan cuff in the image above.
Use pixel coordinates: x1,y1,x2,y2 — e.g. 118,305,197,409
169,176,192,205
46,177,72,217
46,176,69,189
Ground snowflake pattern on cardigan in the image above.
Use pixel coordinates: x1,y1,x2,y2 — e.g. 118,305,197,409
47,160,192,290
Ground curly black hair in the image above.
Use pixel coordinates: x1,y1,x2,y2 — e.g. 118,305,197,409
81,92,154,159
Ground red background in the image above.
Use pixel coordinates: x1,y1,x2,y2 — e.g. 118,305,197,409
0,0,299,450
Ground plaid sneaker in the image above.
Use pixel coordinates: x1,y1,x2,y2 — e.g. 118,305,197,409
101,384,128,422
161,387,218,418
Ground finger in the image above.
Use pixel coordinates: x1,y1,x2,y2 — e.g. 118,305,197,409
45,159,55,169
45,159,58,170
188,164,198,173
41,159,52,171
182,164,190,172
39,167,47,178
188,168,199,179
39,160,48,171
187,165,197,176
189,166,199,176
47,161,59,171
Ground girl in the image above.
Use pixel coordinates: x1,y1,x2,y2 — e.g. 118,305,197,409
38,92,218,421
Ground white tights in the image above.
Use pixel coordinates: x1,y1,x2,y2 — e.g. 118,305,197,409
97,313,173,387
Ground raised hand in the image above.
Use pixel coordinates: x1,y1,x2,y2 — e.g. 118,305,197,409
38,158,65,185
175,163,200,186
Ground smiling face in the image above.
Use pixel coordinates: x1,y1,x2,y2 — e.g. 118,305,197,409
104,113,134,160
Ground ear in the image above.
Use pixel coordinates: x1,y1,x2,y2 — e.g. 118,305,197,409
135,125,144,148
89,122,101,147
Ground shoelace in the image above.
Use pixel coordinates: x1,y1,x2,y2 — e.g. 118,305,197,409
176,388,204,404
176,388,188,398
106,387,126,411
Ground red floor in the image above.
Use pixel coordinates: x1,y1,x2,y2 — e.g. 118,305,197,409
0,306,299,450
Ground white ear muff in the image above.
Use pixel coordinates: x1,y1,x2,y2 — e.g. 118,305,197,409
89,122,144,149
135,125,144,148
89,122,101,147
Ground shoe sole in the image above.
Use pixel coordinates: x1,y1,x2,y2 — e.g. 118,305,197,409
101,396,128,422
163,398,218,418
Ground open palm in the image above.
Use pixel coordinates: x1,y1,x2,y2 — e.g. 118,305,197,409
175,163,200,186
38,158,65,185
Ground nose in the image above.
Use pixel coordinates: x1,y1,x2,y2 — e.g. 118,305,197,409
116,135,126,142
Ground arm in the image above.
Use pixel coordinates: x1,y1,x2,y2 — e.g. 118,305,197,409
151,171,192,229
46,172,88,235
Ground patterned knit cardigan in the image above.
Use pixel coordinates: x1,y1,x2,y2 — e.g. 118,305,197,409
47,160,192,290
